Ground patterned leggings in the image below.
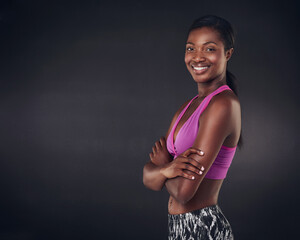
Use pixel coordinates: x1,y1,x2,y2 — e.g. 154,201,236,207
168,205,233,240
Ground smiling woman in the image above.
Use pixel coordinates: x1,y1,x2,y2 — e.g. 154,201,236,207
185,27,234,85
143,15,241,240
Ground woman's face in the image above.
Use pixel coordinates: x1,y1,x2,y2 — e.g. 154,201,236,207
185,27,233,84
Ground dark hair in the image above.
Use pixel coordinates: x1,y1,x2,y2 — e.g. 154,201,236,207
188,15,243,147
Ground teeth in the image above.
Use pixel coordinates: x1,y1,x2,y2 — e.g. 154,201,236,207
193,66,208,71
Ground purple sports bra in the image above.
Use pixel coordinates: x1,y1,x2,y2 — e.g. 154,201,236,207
166,85,237,179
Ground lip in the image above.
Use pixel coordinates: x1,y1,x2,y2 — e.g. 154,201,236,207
191,64,210,74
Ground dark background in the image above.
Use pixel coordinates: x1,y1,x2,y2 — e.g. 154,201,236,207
0,0,299,239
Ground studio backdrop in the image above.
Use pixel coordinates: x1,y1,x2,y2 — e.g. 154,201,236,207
0,0,299,239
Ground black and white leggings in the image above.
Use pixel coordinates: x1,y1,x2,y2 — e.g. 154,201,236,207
168,205,233,240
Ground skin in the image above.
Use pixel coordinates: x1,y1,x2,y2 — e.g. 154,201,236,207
143,27,241,215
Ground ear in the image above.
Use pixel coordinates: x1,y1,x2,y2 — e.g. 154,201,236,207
225,48,234,61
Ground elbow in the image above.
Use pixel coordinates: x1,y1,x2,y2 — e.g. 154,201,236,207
143,167,163,191
144,181,162,191
143,177,162,191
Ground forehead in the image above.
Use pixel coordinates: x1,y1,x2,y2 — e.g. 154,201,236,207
187,27,223,45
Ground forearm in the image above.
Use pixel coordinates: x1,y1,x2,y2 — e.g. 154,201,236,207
143,161,167,191
165,153,204,204
165,177,181,200
165,172,201,204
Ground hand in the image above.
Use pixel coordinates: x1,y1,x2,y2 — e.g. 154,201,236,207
149,137,172,166
160,148,205,180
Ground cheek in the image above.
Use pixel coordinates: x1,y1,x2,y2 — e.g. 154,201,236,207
184,55,188,64
210,54,227,69
209,54,221,64
184,54,191,66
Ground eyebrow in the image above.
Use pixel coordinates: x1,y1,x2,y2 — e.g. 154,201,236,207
186,41,218,45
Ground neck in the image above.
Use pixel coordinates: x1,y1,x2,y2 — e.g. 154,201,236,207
197,73,227,98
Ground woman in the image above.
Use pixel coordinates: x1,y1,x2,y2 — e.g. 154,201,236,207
143,15,241,239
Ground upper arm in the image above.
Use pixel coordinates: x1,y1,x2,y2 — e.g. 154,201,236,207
173,94,240,202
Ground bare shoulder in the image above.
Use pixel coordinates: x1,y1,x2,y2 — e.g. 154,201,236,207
200,89,241,128
207,90,240,114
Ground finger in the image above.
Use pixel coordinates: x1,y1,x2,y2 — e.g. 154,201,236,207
176,156,200,165
191,148,205,156
181,163,203,176
180,171,196,180
181,148,198,157
149,152,154,161
155,141,162,150
175,155,191,164
152,146,157,154
181,148,204,157
187,158,205,172
160,137,166,148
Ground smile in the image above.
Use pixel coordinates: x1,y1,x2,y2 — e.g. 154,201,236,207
191,65,210,73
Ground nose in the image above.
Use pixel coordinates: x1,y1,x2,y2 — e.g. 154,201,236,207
193,51,205,62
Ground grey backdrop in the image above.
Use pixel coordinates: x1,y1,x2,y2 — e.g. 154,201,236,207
0,0,299,239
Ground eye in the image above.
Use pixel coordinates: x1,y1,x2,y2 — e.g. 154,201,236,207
186,46,194,51
206,47,216,52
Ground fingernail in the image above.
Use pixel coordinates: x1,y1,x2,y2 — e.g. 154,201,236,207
192,176,195,180
199,151,204,155
201,166,204,171
199,171,203,175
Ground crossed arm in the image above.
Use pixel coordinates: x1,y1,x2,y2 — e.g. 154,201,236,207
142,141,204,191
143,95,240,204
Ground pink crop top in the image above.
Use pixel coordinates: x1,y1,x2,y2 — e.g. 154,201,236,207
166,85,237,179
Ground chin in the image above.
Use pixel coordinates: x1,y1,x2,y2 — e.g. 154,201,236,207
190,71,224,84
191,74,211,83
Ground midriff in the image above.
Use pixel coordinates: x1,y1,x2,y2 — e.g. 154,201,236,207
168,178,224,215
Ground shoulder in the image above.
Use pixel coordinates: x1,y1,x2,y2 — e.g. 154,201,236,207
201,90,240,123
208,90,240,113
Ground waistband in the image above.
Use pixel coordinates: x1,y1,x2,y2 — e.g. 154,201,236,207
168,205,221,220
